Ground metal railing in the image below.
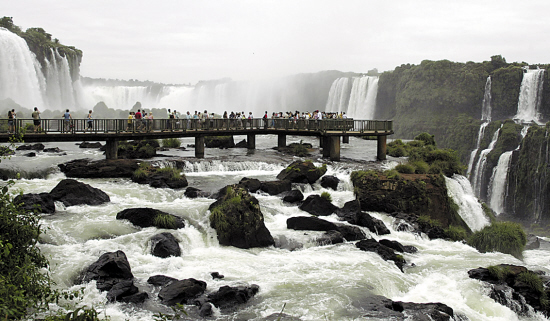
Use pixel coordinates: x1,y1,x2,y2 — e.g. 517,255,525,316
2,118,392,135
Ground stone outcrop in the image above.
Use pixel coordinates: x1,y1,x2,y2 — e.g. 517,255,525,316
79,141,103,148
150,232,181,258
49,179,110,207
205,136,235,148
206,284,259,309
184,186,210,198
352,295,455,321
276,160,327,184
118,140,159,159
239,177,262,193
59,159,141,178
287,216,338,231
16,143,44,151
14,193,55,214
158,278,207,306
131,165,188,189
116,208,185,229
356,239,407,272
282,189,304,203
299,194,338,216
209,185,274,249
260,180,292,195
320,175,340,190
336,200,391,235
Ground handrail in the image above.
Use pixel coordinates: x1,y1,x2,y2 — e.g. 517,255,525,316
2,118,393,135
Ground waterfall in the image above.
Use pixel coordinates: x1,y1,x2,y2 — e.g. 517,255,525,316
325,78,350,113
467,77,492,178
0,28,46,108
466,122,489,178
44,48,77,110
514,69,545,124
347,76,378,119
445,175,490,232
471,125,502,197
487,151,513,215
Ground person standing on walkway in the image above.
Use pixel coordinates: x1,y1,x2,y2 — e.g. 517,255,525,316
62,109,72,133
32,107,41,133
7,109,15,133
85,110,93,132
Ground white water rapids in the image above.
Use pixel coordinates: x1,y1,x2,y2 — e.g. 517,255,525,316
4,138,550,321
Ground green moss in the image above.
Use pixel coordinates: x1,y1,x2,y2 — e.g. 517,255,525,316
467,222,527,259
320,191,332,202
487,265,512,280
153,213,177,229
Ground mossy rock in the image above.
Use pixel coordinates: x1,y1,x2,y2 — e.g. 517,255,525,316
116,208,185,229
209,185,274,249
276,160,327,184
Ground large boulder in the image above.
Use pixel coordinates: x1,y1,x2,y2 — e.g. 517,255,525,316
116,208,185,229
239,177,261,193
14,193,55,214
352,295,455,321
158,278,207,306
59,159,141,178
356,239,406,272
118,140,159,159
184,187,210,198
299,195,338,216
49,179,110,207
260,180,292,195
276,160,327,184
150,232,181,258
16,143,44,151
206,284,259,310
286,216,338,231
79,141,103,148
282,189,304,203
209,185,274,249
147,275,178,287
355,212,391,235
334,223,367,241
205,136,235,148
132,163,188,189
316,230,344,245
77,250,134,291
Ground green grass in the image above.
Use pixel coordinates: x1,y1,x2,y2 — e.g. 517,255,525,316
395,163,415,174
320,191,332,202
444,225,467,241
153,213,177,229
162,138,181,148
467,222,527,259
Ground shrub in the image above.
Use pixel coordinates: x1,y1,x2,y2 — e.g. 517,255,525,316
467,222,527,259
487,265,511,280
384,169,401,180
414,132,436,146
157,167,183,181
162,138,181,148
153,213,177,229
320,191,332,202
410,160,429,174
395,163,415,174
291,143,309,157
444,225,467,241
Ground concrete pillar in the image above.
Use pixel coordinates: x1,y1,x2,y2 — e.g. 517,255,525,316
105,139,118,160
278,134,286,148
377,135,387,161
319,136,324,148
329,136,340,161
322,136,330,158
342,136,350,144
195,136,205,158
247,134,256,149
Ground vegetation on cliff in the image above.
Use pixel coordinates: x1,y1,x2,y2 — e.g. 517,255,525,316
468,222,526,259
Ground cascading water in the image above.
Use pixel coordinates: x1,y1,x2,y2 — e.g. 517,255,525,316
488,151,513,215
44,48,77,110
0,27,46,108
514,69,545,124
325,77,350,113
471,125,502,197
445,175,490,231
467,76,492,178
347,76,378,119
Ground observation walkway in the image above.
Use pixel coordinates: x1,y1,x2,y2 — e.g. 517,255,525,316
0,118,393,161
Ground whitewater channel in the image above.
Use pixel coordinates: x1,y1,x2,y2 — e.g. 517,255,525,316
4,136,550,321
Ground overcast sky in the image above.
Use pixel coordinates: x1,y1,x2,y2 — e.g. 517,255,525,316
3,0,549,84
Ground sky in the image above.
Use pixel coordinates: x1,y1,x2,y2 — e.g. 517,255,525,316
2,0,550,85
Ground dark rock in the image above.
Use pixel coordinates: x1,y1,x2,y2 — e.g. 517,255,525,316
151,232,181,258
59,159,140,178
320,175,340,190
158,278,207,306
263,313,302,320
14,193,55,214
132,171,189,189
187,144,195,148
209,185,274,249
379,239,407,253
282,189,304,203
239,177,262,193
299,195,338,216
77,250,134,291
260,180,292,195
336,199,362,223
352,295,403,319
235,139,247,148
147,275,178,287
287,216,338,231
490,284,531,316
207,284,259,309
184,186,209,198
199,302,214,317
43,147,61,153
403,245,419,253
273,235,303,251
525,234,540,250
106,279,138,302
116,208,184,229
119,292,149,304
49,179,110,207
24,152,36,157
355,212,391,235
394,301,454,321
205,136,235,148
211,272,224,279
316,230,344,245
356,239,406,272
118,140,159,159
16,143,44,151
276,161,327,184
334,223,367,241
79,141,103,148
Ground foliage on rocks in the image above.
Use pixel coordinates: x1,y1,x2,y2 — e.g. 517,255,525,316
467,222,527,259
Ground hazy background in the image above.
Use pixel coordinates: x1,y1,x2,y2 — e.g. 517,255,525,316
2,0,549,84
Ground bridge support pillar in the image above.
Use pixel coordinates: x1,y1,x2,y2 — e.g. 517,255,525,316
247,134,256,149
342,136,349,144
377,135,387,161
329,136,340,161
322,136,330,158
319,136,324,148
105,139,118,160
195,136,205,158
278,134,286,148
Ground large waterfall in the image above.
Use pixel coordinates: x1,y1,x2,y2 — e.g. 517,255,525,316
325,76,378,119
467,76,492,178
445,175,490,231
514,69,545,124
471,125,502,197
487,151,513,215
